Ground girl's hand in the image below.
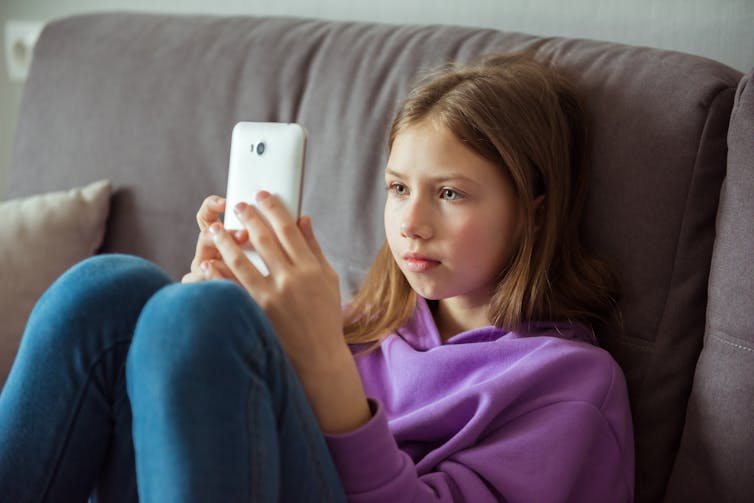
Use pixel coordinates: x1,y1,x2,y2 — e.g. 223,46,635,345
208,191,343,370
208,191,371,433
182,195,248,284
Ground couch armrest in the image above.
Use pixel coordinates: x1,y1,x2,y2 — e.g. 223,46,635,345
665,69,754,503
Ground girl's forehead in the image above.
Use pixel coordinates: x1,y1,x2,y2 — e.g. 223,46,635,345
389,121,461,158
387,122,495,178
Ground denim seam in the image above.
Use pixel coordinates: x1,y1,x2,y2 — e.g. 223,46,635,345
290,390,339,501
246,378,260,503
38,337,133,502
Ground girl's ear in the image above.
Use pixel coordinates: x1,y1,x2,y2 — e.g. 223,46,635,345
533,195,546,233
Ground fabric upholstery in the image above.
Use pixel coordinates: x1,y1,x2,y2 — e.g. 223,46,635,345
7,13,746,501
0,180,111,388
664,69,754,503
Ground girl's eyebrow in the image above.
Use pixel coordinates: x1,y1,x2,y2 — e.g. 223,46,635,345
384,168,481,186
384,168,405,178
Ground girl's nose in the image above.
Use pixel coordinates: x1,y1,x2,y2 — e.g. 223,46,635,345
400,203,433,240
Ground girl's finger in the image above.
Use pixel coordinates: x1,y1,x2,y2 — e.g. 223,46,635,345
196,195,226,231
191,228,250,270
200,260,226,280
208,222,266,292
181,271,203,284
183,260,237,284
202,259,239,282
233,202,290,274
299,216,340,298
231,228,250,244
298,216,328,268
250,192,314,265
191,229,222,271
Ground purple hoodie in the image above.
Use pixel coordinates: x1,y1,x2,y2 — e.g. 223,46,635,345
324,298,634,502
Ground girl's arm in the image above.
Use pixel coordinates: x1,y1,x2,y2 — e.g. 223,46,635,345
202,191,372,434
324,377,633,502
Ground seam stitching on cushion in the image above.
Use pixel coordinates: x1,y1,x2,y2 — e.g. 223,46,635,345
708,331,754,353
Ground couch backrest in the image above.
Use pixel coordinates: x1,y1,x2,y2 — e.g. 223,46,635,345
8,13,743,501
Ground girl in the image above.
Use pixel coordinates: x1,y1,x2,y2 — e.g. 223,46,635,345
0,53,634,502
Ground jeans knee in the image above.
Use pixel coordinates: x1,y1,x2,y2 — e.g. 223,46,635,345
22,254,173,357
35,254,170,314
126,280,276,398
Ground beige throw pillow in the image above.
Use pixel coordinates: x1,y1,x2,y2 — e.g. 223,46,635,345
0,179,112,388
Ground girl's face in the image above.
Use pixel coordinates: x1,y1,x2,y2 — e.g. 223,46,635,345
384,120,521,308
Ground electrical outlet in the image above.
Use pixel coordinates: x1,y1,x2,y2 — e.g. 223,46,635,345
4,20,45,82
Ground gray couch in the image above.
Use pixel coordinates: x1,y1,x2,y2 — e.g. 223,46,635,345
5,12,753,502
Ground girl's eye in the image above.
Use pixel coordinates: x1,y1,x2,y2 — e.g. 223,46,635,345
441,188,463,201
389,183,408,196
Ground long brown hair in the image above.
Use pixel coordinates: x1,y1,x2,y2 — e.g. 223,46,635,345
343,53,618,345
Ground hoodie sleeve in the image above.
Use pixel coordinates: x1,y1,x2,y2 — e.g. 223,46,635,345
324,397,633,503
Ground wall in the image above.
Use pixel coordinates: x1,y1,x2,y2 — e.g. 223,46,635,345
1,0,752,198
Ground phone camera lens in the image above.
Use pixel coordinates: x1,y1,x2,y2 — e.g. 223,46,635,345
256,142,266,155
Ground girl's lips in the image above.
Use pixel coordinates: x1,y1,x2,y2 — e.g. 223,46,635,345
403,253,441,273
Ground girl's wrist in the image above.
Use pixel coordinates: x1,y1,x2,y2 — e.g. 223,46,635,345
295,345,372,434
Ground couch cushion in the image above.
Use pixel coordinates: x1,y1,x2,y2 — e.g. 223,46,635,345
0,180,111,388
665,69,754,503
7,13,742,501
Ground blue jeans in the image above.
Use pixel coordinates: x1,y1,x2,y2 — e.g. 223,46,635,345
0,254,347,502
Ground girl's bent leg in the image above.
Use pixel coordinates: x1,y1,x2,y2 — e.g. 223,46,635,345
127,280,346,503
0,254,172,503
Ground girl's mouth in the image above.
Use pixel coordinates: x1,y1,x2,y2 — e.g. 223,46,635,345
403,253,441,272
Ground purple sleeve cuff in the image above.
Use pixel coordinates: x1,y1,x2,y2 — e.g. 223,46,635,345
323,398,409,494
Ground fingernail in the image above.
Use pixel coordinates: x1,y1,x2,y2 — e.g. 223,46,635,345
256,190,271,203
209,222,222,236
200,260,211,272
300,215,311,233
234,202,248,215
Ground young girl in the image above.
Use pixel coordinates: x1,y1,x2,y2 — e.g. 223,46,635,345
0,53,634,502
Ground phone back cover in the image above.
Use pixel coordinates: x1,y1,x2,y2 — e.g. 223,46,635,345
225,122,306,231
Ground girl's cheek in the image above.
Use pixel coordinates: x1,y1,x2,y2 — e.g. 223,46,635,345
384,205,402,233
446,215,478,238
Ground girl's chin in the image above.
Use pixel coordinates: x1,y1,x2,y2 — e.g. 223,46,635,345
404,273,496,304
404,278,452,301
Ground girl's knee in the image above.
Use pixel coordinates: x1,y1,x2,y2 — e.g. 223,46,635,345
39,254,171,311
23,254,172,354
127,280,275,391
135,280,269,340
6,256,171,391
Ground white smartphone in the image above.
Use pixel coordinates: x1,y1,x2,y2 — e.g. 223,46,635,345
224,121,307,275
